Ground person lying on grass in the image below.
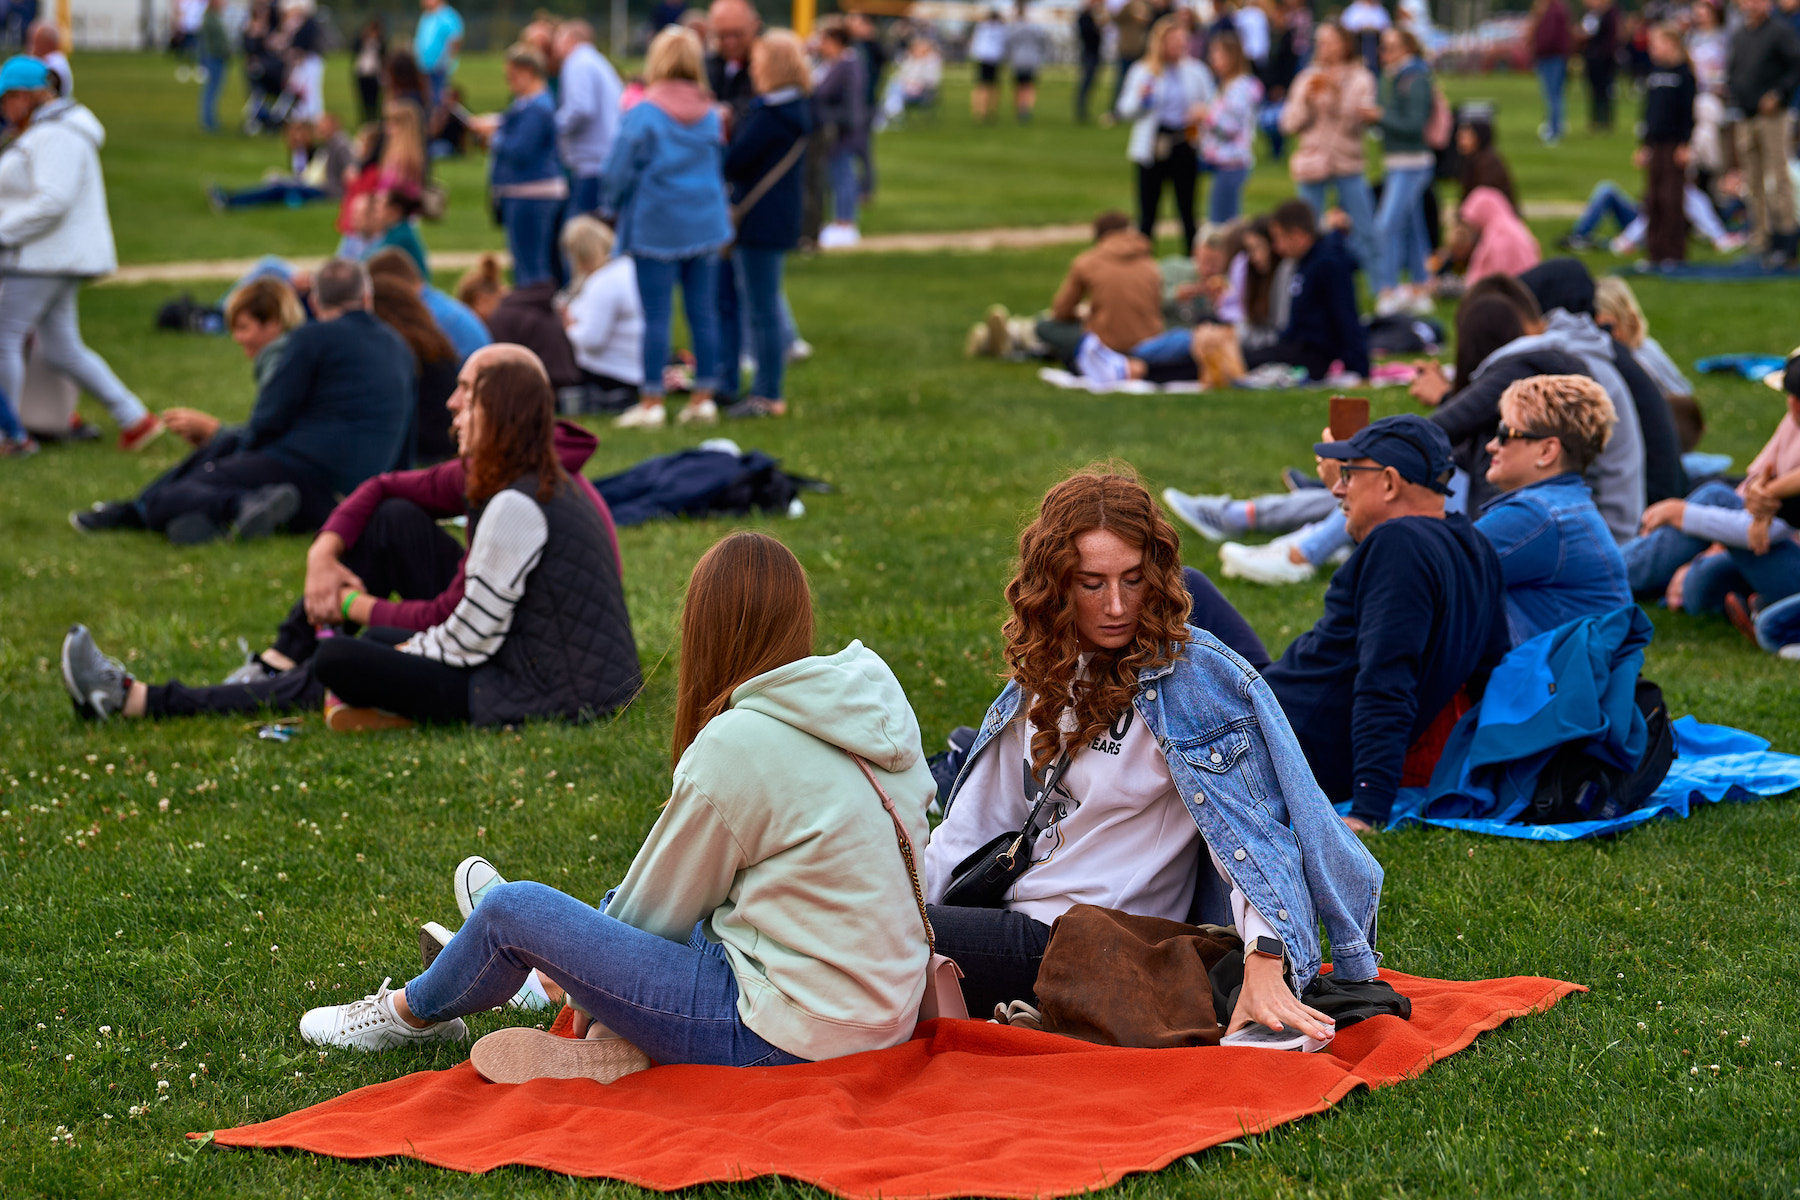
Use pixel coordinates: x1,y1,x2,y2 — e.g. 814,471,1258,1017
297,532,936,1085
59,343,640,732
922,469,1385,1050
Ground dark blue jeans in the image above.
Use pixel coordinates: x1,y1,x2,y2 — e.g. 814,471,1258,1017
1536,56,1567,140
200,54,226,130
1572,181,1638,240
219,182,330,209
724,247,788,401
1621,480,1800,611
405,880,809,1068
635,252,722,398
502,196,563,287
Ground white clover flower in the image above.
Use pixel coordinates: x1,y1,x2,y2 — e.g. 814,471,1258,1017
156,1080,169,1091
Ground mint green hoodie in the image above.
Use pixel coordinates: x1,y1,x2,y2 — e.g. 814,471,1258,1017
606,641,934,1061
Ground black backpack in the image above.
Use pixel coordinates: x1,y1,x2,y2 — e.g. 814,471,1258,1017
1525,679,1676,824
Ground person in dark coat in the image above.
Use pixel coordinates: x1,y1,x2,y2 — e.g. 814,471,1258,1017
485,281,580,388
718,30,813,419
1580,0,1620,130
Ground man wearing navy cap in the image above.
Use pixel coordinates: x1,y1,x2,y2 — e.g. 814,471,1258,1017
1259,415,1508,830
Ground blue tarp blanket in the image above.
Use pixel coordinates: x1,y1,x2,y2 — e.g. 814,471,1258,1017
1631,259,1800,282
1694,353,1787,381
1336,718,1800,841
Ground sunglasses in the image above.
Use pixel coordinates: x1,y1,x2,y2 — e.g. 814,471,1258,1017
1495,421,1554,446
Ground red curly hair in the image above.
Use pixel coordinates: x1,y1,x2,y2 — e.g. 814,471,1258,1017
1004,468,1191,777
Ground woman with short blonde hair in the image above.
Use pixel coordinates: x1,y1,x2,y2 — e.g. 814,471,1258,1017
645,25,705,85
562,215,645,396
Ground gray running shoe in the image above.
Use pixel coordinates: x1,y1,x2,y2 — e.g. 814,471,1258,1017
232,483,301,541
60,625,130,721
1161,488,1236,542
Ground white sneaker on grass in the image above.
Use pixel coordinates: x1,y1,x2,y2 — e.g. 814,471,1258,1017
298,977,468,1052
613,402,667,429
1162,488,1237,541
1219,541,1316,585
454,855,505,919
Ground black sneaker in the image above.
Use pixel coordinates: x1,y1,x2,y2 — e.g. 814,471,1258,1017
60,625,131,721
231,483,301,541
166,511,224,545
70,501,144,534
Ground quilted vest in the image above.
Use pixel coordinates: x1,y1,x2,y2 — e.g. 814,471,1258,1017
468,473,642,726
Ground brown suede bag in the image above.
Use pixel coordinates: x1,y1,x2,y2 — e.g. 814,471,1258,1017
1034,905,1243,1048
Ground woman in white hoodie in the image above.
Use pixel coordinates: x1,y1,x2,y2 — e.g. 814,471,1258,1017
0,55,158,454
560,215,645,399
1115,16,1216,254
297,532,936,1085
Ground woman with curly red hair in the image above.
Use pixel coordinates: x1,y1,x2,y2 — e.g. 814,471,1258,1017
922,469,1384,1047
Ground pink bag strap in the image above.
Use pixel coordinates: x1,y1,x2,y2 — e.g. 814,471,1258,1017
849,753,937,956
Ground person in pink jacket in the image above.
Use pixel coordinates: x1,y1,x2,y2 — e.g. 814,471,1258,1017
1461,186,1542,284
1278,22,1377,274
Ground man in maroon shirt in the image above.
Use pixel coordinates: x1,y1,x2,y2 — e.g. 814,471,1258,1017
227,416,619,684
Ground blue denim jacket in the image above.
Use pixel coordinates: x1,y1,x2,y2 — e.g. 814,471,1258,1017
1476,473,1632,647
941,628,1384,992
599,97,732,261
489,91,563,186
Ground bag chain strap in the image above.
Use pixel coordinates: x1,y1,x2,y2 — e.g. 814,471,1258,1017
849,754,936,956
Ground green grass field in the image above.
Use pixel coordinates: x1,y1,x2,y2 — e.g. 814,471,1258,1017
2,52,1798,1198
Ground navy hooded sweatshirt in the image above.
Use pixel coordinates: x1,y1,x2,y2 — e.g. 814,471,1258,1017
1282,230,1370,379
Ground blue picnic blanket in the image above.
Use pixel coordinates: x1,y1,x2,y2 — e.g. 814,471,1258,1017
1336,717,1800,841
1694,353,1787,381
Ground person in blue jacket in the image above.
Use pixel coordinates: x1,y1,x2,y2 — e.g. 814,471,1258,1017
1476,373,1633,646
601,26,733,429
718,30,813,420
484,45,566,289
1252,198,1370,381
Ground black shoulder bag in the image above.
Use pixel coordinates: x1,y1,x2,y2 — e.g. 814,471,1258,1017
940,748,1074,909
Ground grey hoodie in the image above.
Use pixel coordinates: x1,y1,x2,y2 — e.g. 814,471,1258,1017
0,98,118,277
1473,309,1646,542
607,641,933,1061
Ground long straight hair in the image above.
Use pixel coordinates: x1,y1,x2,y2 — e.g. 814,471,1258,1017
671,532,816,767
464,356,562,505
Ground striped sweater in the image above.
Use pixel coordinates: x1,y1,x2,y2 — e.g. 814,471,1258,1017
401,490,547,667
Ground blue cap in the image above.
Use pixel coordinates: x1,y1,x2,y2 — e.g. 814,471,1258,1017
1315,414,1455,494
0,55,49,94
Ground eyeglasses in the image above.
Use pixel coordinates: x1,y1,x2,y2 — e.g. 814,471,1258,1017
1335,463,1388,481
1495,421,1554,446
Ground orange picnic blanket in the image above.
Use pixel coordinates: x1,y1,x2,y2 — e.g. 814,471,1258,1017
202,969,1581,1197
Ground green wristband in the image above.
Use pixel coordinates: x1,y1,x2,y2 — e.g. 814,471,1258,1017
341,590,361,621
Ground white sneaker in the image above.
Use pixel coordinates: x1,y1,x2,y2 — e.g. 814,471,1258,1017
454,855,506,919
298,978,468,1052
612,402,667,429
786,338,814,363
1778,644,1800,661
1162,488,1237,541
1609,234,1639,256
676,398,719,425
420,917,554,1011
1373,288,1408,318
1405,287,1436,316
1219,540,1316,585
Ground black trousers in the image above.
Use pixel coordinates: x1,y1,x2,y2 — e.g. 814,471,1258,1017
1183,566,1271,670
270,498,465,666
1243,338,1334,382
1584,56,1616,129
926,905,1053,1017
1075,52,1102,121
146,626,471,723
137,438,334,534
1136,140,1200,254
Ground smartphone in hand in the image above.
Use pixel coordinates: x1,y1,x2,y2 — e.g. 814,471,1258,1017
1328,396,1370,442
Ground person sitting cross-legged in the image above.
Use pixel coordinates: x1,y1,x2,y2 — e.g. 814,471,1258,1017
71,262,414,544
288,531,934,1085
1476,374,1632,646
1250,416,1507,829
1031,209,1166,372
59,345,640,731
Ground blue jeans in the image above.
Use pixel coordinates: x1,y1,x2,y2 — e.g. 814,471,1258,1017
404,880,809,1068
502,196,563,287
567,174,602,220
720,247,789,401
1374,165,1434,293
427,67,449,109
1131,327,1197,366
1752,590,1800,651
199,54,225,130
1536,57,1567,140
1573,181,1638,240
1298,174,1377,276
1207,165,1250,224
828,147,859,225
1619,481,1800,610
0,382,21,440
635,252,721,398
219,182,329,209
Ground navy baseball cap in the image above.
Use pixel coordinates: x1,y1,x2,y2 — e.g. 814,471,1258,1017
1315,414,1455,494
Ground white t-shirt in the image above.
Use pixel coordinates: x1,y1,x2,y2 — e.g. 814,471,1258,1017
564,257,646,385
1342,0,1392,33
923,701,1277,948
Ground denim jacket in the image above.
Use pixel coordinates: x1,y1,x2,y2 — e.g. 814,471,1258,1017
598,94,732,261
1476,473,1632,647
940,627,1384,992
489,91,563,186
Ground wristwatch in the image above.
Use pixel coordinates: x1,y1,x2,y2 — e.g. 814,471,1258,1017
1248,935,1285,962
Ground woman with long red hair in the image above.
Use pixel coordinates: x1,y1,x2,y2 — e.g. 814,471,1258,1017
285,530,937,1085
922,469,1384,1048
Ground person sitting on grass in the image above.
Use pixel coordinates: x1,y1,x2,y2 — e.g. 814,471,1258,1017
1032,209,1165,372
291,531,932,1087
454,252,508,326
370,274,461,464
923,469,1384,1046
59,345,641,732
71,261,413,545
1476,374,1632,645
1622,354,1800,628
1252,417,1506,829
560,215,645,403
364,246,492,364
207,113,355,210
1592,274,1707,460
352,187,431,278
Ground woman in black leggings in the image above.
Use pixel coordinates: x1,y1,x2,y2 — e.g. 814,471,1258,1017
59,345,642,731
